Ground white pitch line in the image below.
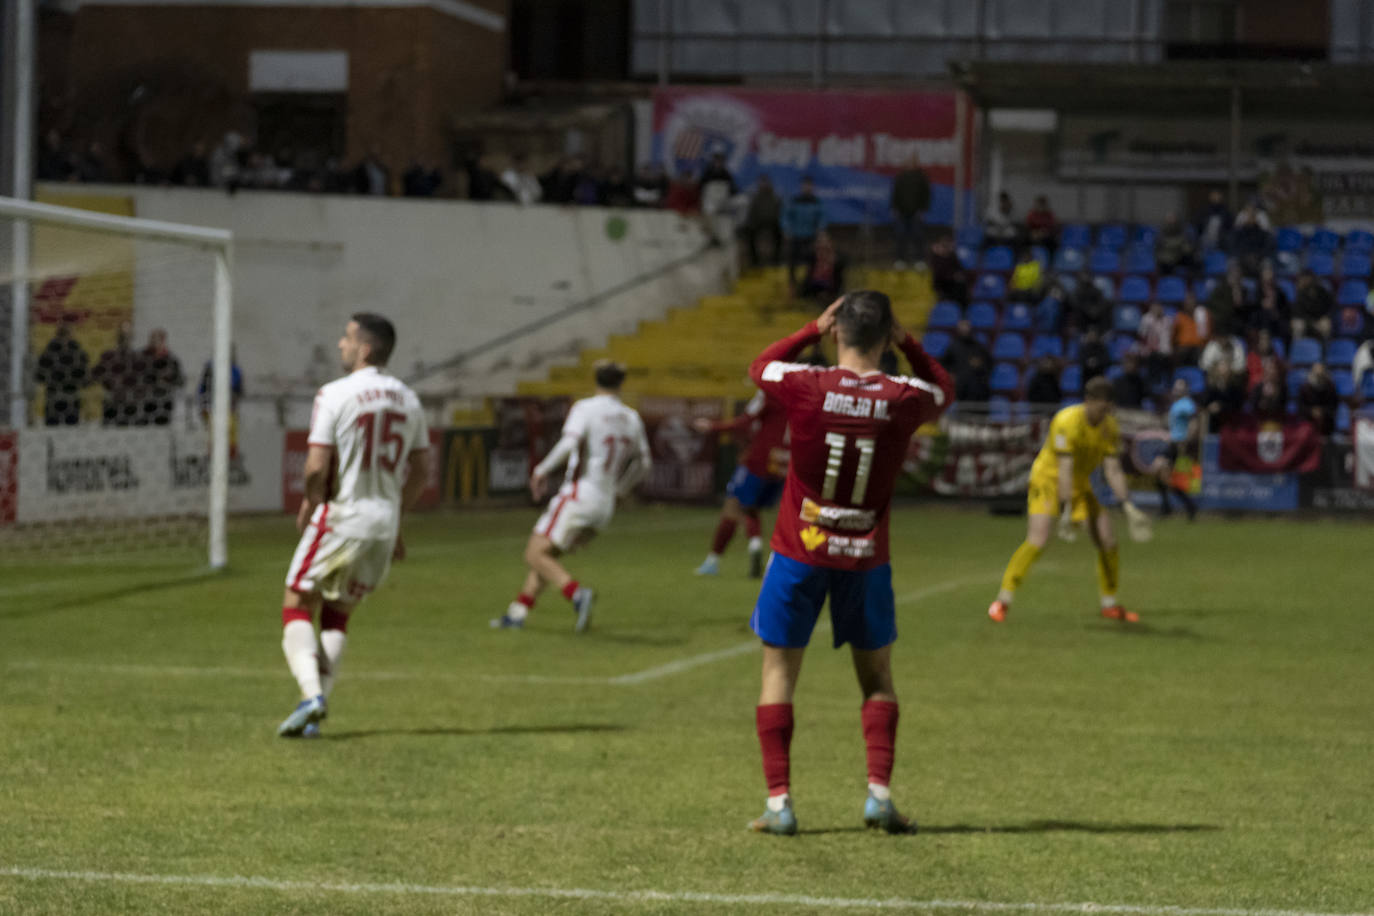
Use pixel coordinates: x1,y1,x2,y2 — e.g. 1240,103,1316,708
0,866,1367,916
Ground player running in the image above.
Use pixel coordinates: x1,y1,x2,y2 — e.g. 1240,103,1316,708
987,376,1152,626
693,389,789,578
278,313,430,737
493,361,651,632
745,293,953,836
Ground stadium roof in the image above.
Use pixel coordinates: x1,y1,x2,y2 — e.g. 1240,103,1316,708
950,60,1374,117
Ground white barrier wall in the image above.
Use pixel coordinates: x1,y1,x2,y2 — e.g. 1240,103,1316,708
36,184,726,402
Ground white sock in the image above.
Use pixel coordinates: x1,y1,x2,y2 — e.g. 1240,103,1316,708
766,792,790,811
507,602,529,622
705,552,721,562
748,537,763,552
319,629,346,698
282,620,322,699
868,783,891,801
1100,594,1118,609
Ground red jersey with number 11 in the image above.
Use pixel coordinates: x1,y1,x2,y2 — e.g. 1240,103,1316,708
749,322,953,571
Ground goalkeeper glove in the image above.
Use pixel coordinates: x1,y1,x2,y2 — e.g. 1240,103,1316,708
1056,504,1078,542
1123,501,1153,543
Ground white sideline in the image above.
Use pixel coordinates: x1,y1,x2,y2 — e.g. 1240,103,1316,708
0,866,1366,916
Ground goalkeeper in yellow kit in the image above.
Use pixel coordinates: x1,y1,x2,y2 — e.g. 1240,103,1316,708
988,377,1151,624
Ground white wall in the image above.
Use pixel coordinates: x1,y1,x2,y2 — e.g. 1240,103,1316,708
37,184,726,407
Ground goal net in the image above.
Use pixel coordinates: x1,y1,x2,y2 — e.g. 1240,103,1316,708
0,196,233,567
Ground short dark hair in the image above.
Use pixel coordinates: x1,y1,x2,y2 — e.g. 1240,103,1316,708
594,359,627,390
835,290,893,352
351,312,396,365
1084,376,1113,402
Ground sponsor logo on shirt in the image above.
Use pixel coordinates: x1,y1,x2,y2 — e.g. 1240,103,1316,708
799,497,876,531
799,525,828,551
825,535,876,558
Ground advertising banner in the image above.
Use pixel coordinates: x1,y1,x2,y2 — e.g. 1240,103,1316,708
440,427,497,505
489,398,571,495
903,415,1046,498
1218,418,1323,474
652,88,973,225
638,396,723,502
0,432,16,524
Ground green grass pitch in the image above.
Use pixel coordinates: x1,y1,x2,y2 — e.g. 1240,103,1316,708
0,504,1370,915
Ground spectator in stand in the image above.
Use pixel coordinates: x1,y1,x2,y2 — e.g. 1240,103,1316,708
211,131,246,188
1196,188,1233,251
1025,357,1062,405
1172,288,1210,366
1353,339,1374,396
698,152,738,245
1245,329,1283,390
403,161,443,197
501,153,542,205
1200,332,1246,377
664,172,700,215
353,148,390,195
742,174,783,268
1154,211,1196,273
1247,356,1288,422
34,321,90,426
1068,270,1111,334
1252,262,1290,341
1024,195,1057,254
1201,363,1245,427
942,319,993,402
1291,269,1334,341
1208,262,1251,337
601,167,634,208
633,163,669,207
171,140,212,187
1079,327,1111,384
138,329,185,426
37,130,75,181
928,232,969,306
1230,199,1273,275
573,164,605,205
92,321,140,426
541,156,582,203
1008,247,1043,303
76,141,110,183
1138,301,1174,390
984,191,1018,245
463,151,502,201
1112,351,1148,409
783,176,825,288
890,155,931,269
198,345,244,456
796,231,847,305
1297,362,1339,435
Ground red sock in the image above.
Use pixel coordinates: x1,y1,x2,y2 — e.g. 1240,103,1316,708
560,580,580,601
861,700,899,787
710,517,737,554
515,593,536,609
743,513,762,540
756,703,794,795
320,604,349,632
282,606,312,626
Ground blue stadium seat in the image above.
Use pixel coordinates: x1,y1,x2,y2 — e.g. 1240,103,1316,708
1002,302,1033,332
1308,251,1335,278
1275,226,1304,253
1311,228,1341,253
1061,396,1083,409
975,273,1007,301
981,246,1015,272
1327,338,1357,368
1364,373,1374,398
1333,369,1355,398
1052,247,1086,273
1175,366,1205,394
921,331,951,358
1105,365,1123,382
957,225,984,249
1337,403,1352,434
1341,253,1372,279
927,300,962,329
1156,275,1187,304
1271,337,1287,360
1287,368,1309,395
1061,223,1092,249
1063,336,1080,361
1114,305,1143,334
1092,275,1116,300
1337,306,1366,338
990,363,1020,394
1034,296,1061,333
1345,229,1374,254
1030,245,1050,268
1276,250,1301,277
992,333,1026,361
956,245,979,271
1290,337,1323,366
1030,334,1063,360
1203,249,1228,276
1124,245,1155,275
988,396,1012,422
1012,400,1033,421
1118,275,1151,304
1132,224,1158,247
967,301,999,330
1089,248,1121,274
1060,364,1082,394
1096,223,1128,251
1337,279,1369,307
1277,278,1297,302
1109,335,1135,362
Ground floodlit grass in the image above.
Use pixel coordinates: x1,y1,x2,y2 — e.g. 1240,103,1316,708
0,504,1370,914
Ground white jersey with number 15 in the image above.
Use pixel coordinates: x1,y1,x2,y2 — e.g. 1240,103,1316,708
307,365,429,539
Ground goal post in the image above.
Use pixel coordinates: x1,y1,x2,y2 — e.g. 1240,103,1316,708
0,195,234,568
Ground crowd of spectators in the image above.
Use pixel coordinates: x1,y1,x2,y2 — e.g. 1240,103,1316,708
33,321,187,427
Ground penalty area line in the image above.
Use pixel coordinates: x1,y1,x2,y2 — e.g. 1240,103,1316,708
0,866,1367,916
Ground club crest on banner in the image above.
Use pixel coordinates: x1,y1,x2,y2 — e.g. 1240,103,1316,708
1257,422,1284,465
659,96,759,179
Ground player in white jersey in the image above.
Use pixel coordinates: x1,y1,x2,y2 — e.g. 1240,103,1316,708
492,361,651,632
277,313,431,737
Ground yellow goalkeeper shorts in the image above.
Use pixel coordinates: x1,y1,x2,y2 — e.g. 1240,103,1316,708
1027,478,1100,522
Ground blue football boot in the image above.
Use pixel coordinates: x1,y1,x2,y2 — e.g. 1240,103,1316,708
863,792,917,834
749,799,798,836
277,694,326,738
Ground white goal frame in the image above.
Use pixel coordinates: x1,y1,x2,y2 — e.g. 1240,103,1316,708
1,195,235,568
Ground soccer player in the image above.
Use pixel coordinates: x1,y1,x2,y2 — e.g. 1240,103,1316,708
493,361,651,632
278,313,430,737
987,376,1151,626
745,293,953,836
693,389,789,578
1150,378,1199,520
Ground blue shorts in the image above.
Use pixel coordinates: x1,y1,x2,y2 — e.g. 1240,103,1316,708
750,553,896,650
726,466,783,510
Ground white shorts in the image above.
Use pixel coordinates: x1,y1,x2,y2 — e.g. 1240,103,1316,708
534,486,614,552
286,517,394,604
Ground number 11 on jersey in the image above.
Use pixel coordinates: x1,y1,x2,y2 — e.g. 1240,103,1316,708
821,432,875,504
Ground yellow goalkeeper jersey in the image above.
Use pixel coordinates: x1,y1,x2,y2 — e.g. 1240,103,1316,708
1028,404,1120,495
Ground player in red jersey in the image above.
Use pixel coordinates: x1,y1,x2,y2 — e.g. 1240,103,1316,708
744,292,953,836
693,390,789,578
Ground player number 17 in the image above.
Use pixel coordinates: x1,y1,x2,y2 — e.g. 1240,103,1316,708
822,432,875,504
